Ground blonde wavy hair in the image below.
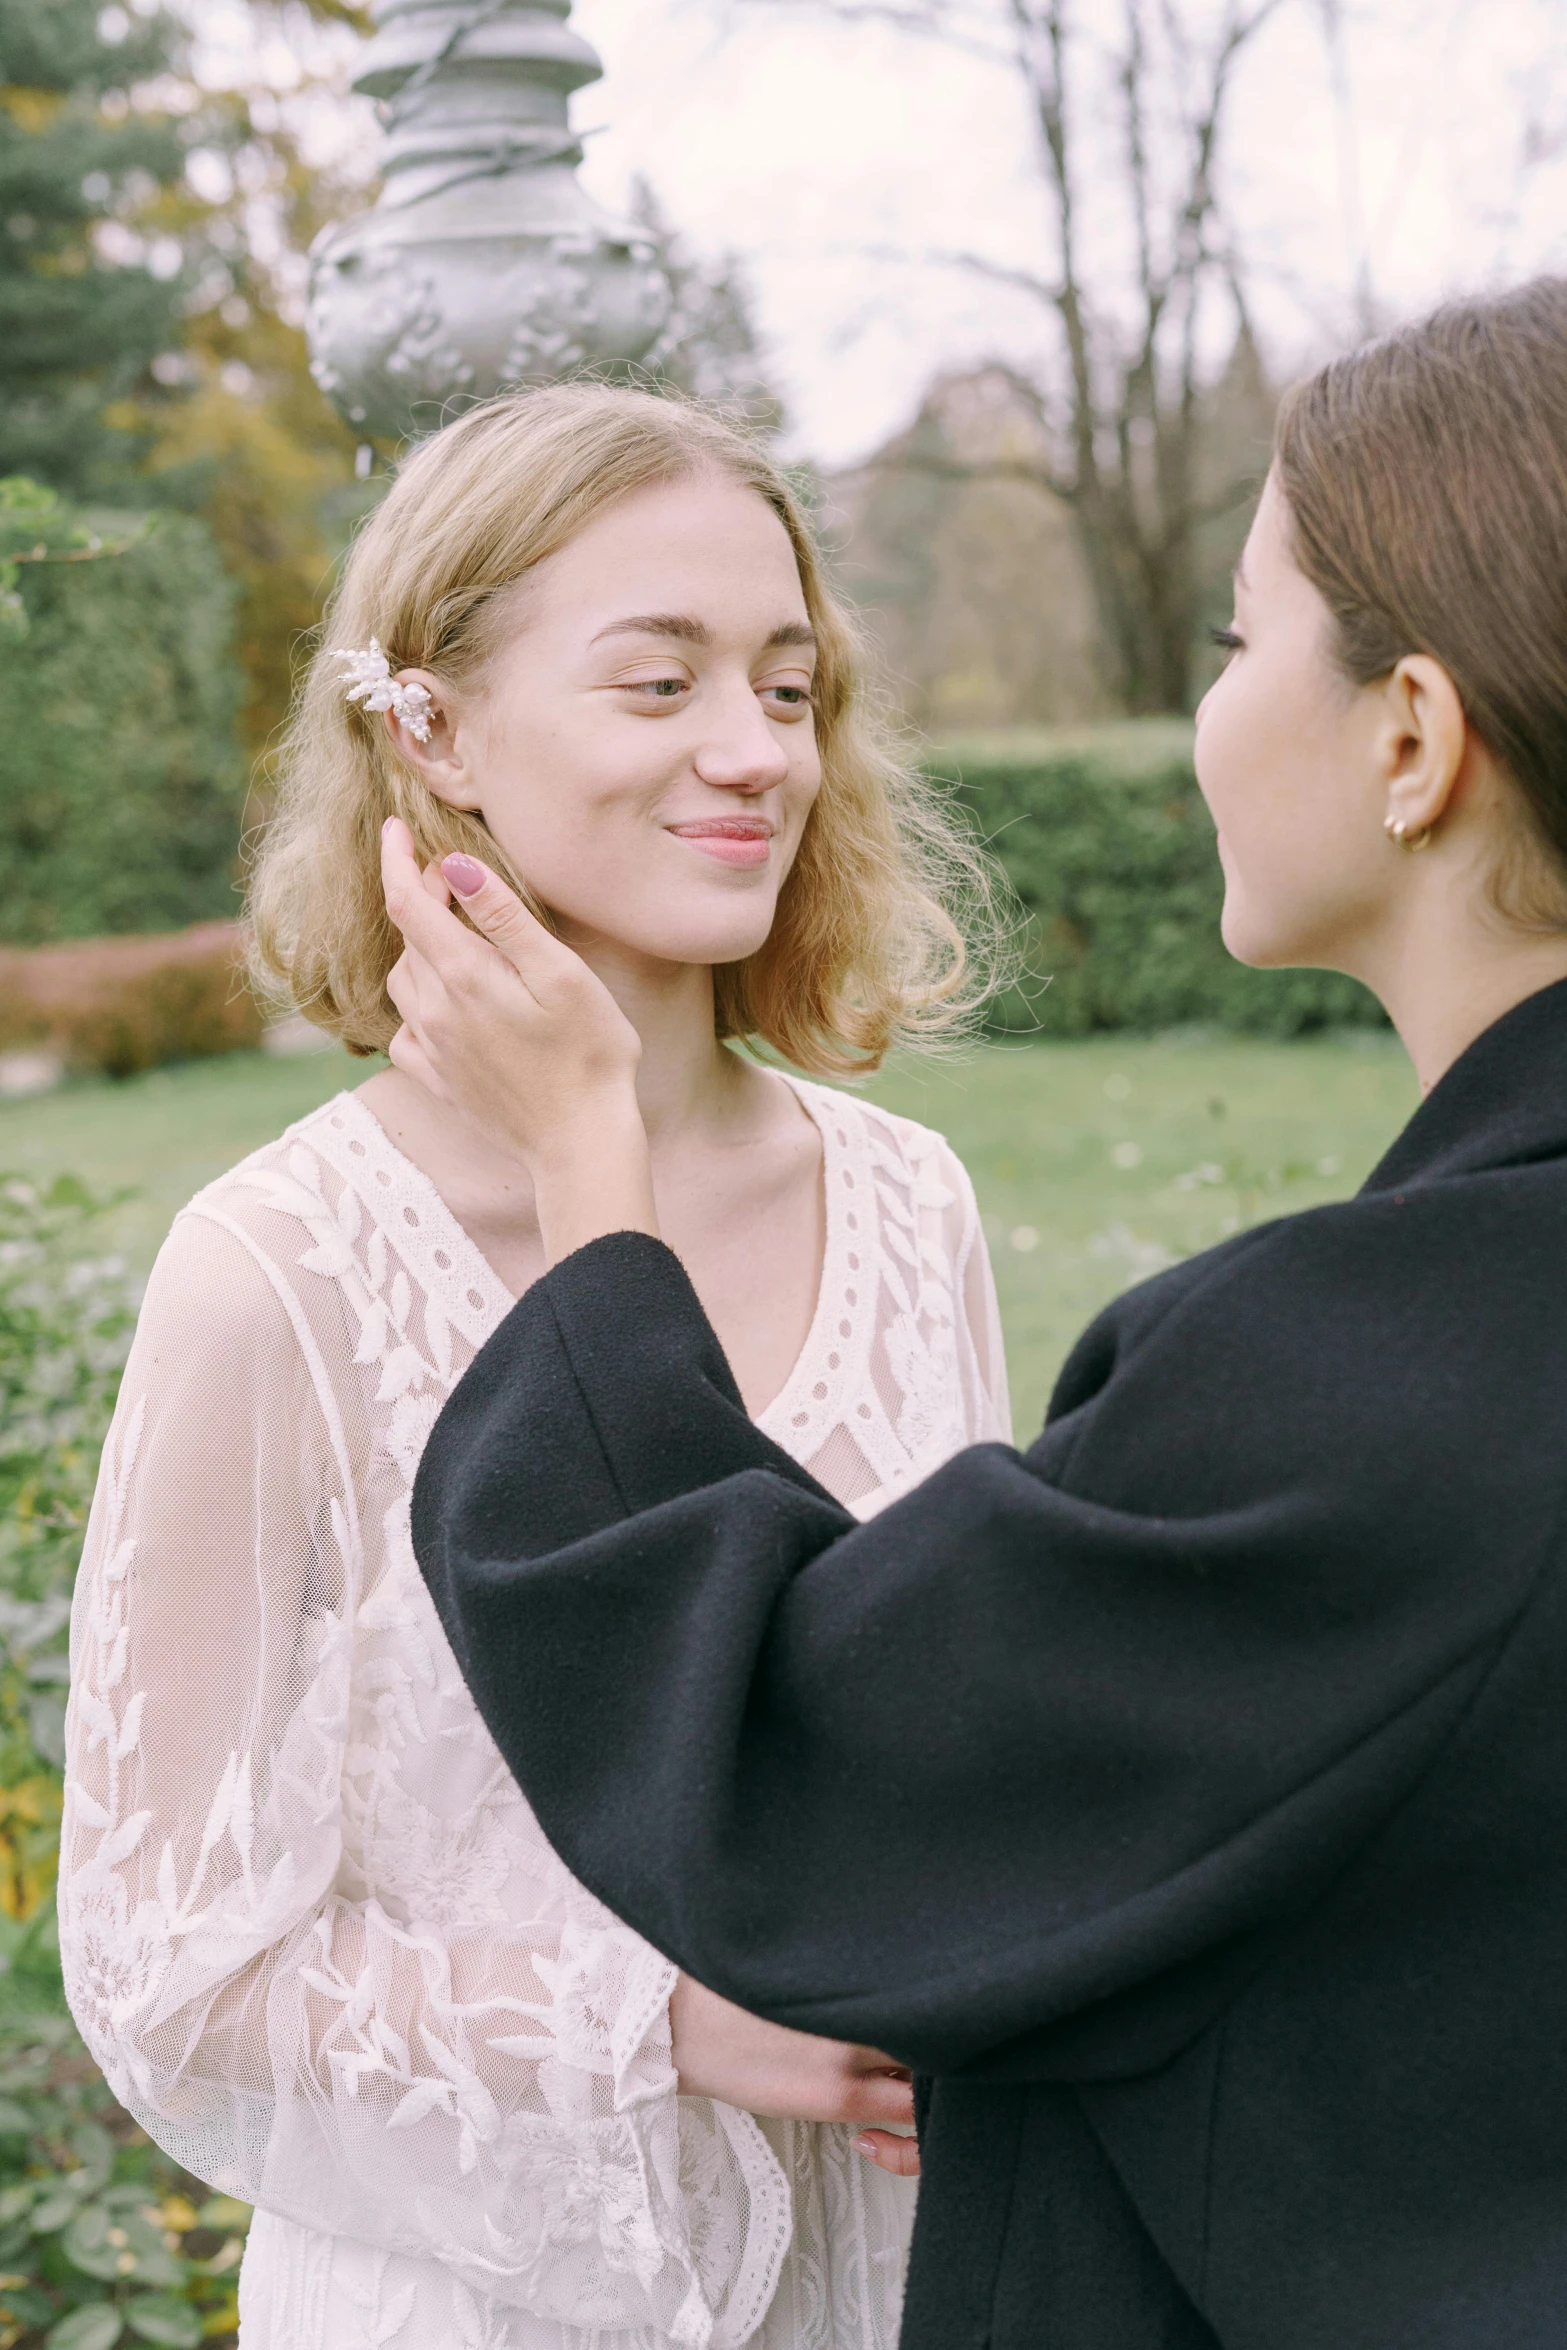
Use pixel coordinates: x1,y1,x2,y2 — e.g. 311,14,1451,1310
249,383,1007,1075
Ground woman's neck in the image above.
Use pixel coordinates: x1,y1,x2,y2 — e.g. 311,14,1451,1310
1357,888,1567,1096
566,932,746,1145
355,938,750,1251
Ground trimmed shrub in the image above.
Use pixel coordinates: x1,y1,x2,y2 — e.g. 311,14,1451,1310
935,725,1383,1036
0,923,263,1077
0,512,245,946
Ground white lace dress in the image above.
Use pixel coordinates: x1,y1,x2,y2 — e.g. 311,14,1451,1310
60,1076,1010,2350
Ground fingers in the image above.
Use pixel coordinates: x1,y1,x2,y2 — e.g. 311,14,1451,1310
384,940,446,1100
852,2130,921,2179
381,822,563,1009
384,946,417,1022
834,2067,915,2129
439,851,565,988
845,2047,910,2080
380,816,427,923
384,945,436,1043
386,1022,445,1101
380,819,498,980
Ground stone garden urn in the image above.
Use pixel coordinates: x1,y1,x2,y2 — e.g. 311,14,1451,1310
307,0,673,442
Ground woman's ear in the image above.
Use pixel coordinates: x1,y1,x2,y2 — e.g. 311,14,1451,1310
384,670,484,815
1378,654,1469,840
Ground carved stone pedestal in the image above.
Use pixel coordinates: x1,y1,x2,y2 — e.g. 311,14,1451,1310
308,0,672,442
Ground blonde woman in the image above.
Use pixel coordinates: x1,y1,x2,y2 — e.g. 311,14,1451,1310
59,387,1012,2350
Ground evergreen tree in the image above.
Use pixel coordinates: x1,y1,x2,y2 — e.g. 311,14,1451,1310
0,0,187,492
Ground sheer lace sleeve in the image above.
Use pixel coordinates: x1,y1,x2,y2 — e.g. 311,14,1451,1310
60,1207,786,2348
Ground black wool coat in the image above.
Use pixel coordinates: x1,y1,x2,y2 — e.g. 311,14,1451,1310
412,978,1567,2350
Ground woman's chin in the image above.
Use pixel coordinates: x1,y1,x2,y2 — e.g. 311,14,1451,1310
566,910,780,970
1219,897,1291,971
681,921,778,967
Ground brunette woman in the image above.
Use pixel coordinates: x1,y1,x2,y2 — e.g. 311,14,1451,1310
59,387,1013,2350
399,276,1567,2349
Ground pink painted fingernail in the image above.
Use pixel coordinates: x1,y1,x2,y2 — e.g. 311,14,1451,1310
852,2137,875,2157
382,817,396,837
443,854,485,897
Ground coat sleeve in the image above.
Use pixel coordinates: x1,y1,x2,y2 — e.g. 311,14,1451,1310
411,1222,1552,2082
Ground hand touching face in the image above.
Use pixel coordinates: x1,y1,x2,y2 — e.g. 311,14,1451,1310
386,471,825,975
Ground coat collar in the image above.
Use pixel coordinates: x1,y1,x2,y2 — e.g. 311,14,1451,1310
1362,975,1567,1195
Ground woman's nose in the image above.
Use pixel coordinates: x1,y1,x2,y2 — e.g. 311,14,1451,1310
692,690,792,793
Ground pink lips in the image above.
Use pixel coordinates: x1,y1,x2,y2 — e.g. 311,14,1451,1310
667,820,774,870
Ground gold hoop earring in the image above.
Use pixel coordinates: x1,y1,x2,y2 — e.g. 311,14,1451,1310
1384,815,1434,852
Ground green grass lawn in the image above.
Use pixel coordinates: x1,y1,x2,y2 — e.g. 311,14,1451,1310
868,1032,1417,1432
0,1031,1420,1437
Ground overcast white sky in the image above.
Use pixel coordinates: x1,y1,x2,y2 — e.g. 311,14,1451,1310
195,0,1567,466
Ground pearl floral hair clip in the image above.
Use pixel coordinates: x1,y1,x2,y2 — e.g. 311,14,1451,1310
331,638,435,744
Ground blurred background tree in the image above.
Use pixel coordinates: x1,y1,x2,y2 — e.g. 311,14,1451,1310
0,0,251,943
0,0,373,942
0,0,186,491
0,510,241,943
749,0,1282,719
120,0,373,757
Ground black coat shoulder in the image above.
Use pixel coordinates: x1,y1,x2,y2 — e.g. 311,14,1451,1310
414,1145,1567,2071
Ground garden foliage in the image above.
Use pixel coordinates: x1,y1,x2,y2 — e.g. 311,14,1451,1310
942,729,1383,1037
0,482,134,646
0,1175,249,2349
0,516,243,947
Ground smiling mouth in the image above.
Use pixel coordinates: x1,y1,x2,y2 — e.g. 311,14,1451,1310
667,819,775,869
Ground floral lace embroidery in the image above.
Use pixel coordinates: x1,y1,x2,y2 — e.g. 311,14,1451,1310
62,1083,1009,2350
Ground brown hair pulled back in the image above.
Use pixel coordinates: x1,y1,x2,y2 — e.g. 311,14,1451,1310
1275,275,1567,922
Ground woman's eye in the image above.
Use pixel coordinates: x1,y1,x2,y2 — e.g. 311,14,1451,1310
1209,623,1244,656
623,676,689,700
761,683,814,713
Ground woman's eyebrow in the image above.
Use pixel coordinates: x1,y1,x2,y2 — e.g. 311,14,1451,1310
588,615,818,651
591,612,713,646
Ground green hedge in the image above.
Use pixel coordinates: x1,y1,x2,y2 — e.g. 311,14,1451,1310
937,724,1382,1037
0,513,244,946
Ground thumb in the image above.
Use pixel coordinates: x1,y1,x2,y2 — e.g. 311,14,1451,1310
441,853,556,983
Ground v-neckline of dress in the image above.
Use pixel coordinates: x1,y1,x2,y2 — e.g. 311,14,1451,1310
312,1077,857,1431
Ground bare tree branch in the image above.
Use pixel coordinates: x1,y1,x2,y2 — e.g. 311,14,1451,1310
857,243,1062,306
859,447,1078,501
732,0,1013,65
741,0,1287,710
1122,0,1157,317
